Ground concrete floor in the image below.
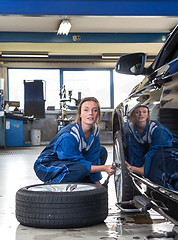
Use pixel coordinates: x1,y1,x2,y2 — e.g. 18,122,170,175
0,145,175,240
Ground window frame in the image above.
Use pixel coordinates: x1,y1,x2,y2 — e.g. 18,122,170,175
7,67,114,110
61,68,114,109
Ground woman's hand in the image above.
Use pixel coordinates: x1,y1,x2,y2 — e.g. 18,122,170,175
125,161,144,176
104,165,117,176
125,161,132,171
90,165,116,176
95,181,102,186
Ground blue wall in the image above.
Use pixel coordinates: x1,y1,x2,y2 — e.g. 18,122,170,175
0,0,177,16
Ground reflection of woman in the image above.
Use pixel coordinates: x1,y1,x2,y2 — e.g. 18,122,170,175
125,105,177,189
34,97,116,185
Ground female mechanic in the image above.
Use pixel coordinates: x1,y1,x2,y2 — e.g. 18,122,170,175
34,97,116,185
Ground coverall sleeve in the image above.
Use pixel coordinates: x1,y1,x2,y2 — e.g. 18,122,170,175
86,138,102,182
54,133,92,175
144,126,173,177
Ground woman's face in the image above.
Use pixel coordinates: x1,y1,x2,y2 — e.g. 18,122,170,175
133,107,149,124
80,101,98,127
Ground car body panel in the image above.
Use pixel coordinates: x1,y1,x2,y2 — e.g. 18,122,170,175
113,25,178,224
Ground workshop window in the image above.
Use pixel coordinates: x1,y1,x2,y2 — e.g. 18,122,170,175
8,69,60,110
113,71,144,108
62,70,111,108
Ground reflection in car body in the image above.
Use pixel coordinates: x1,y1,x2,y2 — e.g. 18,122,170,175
113,25,178,225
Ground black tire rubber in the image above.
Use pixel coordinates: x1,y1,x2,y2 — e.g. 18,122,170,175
16,183,108,229
114,130,135,202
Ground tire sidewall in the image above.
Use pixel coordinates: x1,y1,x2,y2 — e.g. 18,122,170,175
16,183,108,228
114,130,135,202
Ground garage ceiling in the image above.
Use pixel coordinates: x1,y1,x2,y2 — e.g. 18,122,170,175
0,0,178,67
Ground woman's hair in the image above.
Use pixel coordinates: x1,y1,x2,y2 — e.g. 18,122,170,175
129,105,150,123
76,97,102,125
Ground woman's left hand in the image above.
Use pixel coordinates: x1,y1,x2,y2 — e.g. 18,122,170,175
125,161,144,175
125,161,132,171
96,181,102,186
104,165,117,176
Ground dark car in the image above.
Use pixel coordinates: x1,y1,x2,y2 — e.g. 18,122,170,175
113,25,178,226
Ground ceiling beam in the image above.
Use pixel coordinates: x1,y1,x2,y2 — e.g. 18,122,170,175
0,32,168,43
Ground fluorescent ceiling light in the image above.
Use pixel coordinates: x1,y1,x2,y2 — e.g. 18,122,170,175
102,54,121,59
57,20,71,35
1,52,48,58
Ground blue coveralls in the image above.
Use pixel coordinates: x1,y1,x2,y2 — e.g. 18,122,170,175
125,120,178,190
34,122,107,184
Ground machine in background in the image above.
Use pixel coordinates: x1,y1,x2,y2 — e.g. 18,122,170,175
57,85,81,131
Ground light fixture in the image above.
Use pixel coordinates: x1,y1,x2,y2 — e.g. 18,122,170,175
57,20,71,35
1,52,48,58
102,54,121,59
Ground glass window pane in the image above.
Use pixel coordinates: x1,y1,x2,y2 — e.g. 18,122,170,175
8,69,60,110
113,70,144,108
63,70,111,108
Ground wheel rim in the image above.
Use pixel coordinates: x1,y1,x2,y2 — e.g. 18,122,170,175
114,138,123,203
28,183,96,192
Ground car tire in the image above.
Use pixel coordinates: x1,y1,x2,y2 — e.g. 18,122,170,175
113,130,135,203
16,183,108,228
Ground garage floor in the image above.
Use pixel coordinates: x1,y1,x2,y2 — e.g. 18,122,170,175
0,145,175,240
